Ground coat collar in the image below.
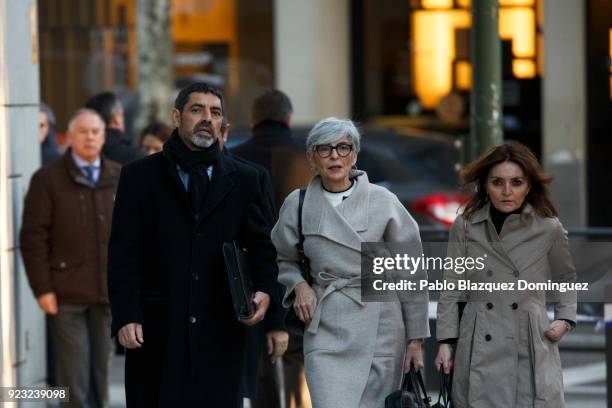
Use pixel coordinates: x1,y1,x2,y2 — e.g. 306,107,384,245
470,201,535,224
302,170,369,252
165,150,236,224
62,149,118,189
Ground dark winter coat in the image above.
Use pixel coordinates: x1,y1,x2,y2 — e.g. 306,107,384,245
107,150,278,407
21,151,120,303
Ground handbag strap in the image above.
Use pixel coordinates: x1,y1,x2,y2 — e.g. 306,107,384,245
297,189,306,249
402,367,431,407
296,189,312,284
437,372,450,406
414,368,431,406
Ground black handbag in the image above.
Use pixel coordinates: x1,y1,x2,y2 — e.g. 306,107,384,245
432,371,453,408
385,367,431,408
222,241,256,320
284,189,312,341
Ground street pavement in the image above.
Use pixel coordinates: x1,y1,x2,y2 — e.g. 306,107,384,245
108,349,607,407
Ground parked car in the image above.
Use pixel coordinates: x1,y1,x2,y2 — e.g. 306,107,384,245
228,124,465,227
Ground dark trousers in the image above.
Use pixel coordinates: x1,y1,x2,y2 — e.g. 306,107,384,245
50,304,112,408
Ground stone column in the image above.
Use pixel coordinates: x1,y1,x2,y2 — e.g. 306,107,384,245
542,0,587,227
274,0,351,125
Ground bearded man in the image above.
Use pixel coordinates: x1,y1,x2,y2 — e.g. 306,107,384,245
107,83,278,407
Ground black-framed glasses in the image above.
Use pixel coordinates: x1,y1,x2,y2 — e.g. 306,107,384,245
314,143,353,158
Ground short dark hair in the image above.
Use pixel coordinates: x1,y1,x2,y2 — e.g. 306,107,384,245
140,121,172,144
251,89,293,126
174,83,224,114
84,92,122,127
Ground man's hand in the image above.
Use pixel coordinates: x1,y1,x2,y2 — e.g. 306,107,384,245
266,330,289,364
404,339,424,372
240,291,270,326
37,292,58,315
118,323,144,349
293,282,317,323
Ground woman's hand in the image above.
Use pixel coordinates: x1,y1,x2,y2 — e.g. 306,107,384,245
544,320,570,343
293,282,317,323
435,344,454,374
404,339,424,372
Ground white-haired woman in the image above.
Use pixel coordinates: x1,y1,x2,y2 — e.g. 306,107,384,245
271,118,430,407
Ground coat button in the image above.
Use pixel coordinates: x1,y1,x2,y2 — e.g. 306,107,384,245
486,302,493,310
511,303,518,310
487,270,493,277
513,270,519,277
59,262,66,268
189,316,197,324
485,334,492,341
192,273,199,281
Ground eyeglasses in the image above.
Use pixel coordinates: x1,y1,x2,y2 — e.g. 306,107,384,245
314,143,353,158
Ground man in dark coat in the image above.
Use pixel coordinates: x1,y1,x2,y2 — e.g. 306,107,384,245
230,89,310,407
85,92,146,165
107,83,278,407
231,90,311,215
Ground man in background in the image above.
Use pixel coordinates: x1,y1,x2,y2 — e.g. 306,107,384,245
85,91,145,165
231,89,311,407
39,102,62,165
231,89,311,214
21,108,121,408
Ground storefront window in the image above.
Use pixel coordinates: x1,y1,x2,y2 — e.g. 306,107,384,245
171,0,273,125
355,0,541,118
39,0,273,133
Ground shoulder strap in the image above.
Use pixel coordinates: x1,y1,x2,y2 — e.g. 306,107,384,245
297,188,306,247
296,189,312,284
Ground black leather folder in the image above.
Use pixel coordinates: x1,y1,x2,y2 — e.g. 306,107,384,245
222,241,255,320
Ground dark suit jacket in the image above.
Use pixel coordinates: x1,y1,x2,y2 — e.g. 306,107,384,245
102,127,146,166
107,151,278,407
230,120,311,215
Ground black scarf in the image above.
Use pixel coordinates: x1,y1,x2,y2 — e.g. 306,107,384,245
163,130,220,214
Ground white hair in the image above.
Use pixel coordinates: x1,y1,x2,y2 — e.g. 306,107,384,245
67,108,105,132
306,117,361,154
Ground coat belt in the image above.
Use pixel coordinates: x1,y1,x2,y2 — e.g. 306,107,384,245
307,272,363,334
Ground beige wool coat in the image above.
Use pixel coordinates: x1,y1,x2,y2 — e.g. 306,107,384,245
272,171,430,408
437,202,577,408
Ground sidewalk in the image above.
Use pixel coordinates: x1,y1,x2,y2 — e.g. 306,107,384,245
108,354,607,408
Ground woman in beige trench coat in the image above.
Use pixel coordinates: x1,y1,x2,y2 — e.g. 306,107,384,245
435,142,577,408
271,118,430,408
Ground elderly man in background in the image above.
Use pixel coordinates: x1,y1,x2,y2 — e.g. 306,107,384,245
20,108,121,408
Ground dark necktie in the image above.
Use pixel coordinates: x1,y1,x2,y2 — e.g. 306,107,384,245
83,165,97,185
188,166,210,214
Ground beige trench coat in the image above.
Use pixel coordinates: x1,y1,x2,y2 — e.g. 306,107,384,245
437,203,577,408
272,171,430,408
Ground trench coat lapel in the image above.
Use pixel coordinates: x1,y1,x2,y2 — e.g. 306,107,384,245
301,171,367,252
470,202,520,272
